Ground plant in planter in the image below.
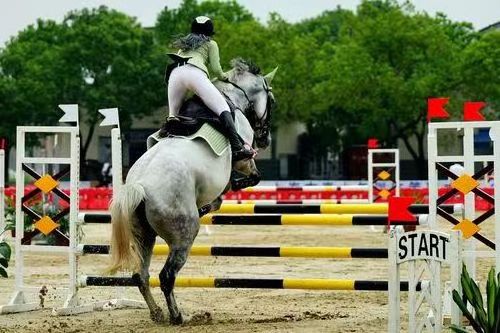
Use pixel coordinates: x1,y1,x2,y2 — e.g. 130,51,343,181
451,265,500,333
0,232,11,278
5,196,75,246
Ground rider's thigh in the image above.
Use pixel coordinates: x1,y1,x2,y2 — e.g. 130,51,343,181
185,67,229,116
168,67,189,116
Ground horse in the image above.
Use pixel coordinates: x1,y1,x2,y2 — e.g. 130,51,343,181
107,58,277,325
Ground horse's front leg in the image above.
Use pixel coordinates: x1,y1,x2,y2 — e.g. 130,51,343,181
198,196,223,217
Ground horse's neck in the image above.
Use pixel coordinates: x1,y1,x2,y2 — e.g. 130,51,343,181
215,81,253,144
234,110,253,145
216,82,249,116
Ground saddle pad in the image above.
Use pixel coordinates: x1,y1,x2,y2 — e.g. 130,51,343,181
147,123,229,157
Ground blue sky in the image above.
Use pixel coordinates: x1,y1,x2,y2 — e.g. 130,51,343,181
1,0,498,46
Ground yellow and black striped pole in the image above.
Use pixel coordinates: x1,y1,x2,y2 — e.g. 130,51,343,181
81,244,388,258
82,276,421,291
199,214,427,226
213,203,458,215
78,204,459,224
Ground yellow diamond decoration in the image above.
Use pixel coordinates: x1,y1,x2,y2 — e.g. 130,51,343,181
451,174,478,195
34,216,60,236
378,170,391,180
34,175,59,194
379,189,391,199
453,219,480,239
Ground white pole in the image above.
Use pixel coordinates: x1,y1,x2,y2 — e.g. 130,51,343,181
395,149,400,197
111,128,123,196
450,230,462,326
463,127,476,280
489,127,500,272
14,129,25,293
388,228,400,333
427,126,438,229
432,260,442,332
408,260,416,332
368,150,374,203
68,130,80,302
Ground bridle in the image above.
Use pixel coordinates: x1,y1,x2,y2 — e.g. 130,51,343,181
222,77,274,145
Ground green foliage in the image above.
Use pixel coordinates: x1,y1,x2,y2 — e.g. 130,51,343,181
0,240,11,278
0,6,164,161
308,0,473,176
0,19,68,146
1,0,499,177
155,0,254,45
461,31,500,110
451,265,500,333
3,195,80,246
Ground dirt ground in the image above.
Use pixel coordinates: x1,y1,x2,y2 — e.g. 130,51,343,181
0,214,496,333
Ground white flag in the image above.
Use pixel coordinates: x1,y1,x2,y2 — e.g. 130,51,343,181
99,108,120,127
58,104,79,123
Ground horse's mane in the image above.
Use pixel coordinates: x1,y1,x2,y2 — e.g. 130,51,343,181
230,58,261,75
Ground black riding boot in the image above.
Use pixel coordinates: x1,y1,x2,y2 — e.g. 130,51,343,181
219,111,254,162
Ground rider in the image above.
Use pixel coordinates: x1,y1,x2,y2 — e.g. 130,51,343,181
166,16,254,162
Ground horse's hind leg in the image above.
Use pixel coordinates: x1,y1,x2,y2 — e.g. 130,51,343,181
132,207,164,322
159,245,191,325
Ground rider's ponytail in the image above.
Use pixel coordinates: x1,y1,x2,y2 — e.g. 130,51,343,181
172,33,210,51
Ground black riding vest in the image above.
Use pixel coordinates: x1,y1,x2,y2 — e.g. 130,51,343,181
164,53,191,84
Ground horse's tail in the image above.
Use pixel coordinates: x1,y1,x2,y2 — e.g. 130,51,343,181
107,183,145,275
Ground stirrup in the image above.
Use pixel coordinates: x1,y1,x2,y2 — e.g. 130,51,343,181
232,147,255,162
166,116,180,122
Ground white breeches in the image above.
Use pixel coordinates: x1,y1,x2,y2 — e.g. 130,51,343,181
168,64,230,117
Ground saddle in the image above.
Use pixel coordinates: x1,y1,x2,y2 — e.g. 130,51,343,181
159,95,237,138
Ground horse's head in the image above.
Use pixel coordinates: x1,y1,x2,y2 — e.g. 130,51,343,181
224,58,278,150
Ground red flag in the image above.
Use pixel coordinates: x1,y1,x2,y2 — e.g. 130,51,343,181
463,101,486,121
367,138,379,149
427,98,450,122
388,197,417,226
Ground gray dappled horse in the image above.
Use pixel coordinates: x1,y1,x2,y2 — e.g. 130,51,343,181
108,59,277,324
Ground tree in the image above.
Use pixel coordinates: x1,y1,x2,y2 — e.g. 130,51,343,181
0,19,69,167
0,7,164,164
154,0,254,45
461,31,500,111
62,7,164,160
309,0,473,177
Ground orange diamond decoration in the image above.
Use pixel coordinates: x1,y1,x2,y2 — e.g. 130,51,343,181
34,174,59,194
451,174,478,195
34,216,60,236
453,219,480,239
378,189,391,199
378,170,391,180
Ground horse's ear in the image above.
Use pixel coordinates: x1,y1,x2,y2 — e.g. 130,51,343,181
264,66,278,84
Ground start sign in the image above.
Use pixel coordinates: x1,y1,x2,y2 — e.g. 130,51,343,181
397,231,449,263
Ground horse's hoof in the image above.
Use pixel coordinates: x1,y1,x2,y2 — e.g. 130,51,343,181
170,313,184,325
150,308,165,323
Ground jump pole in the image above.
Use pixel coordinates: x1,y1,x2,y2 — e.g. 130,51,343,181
211,203,460,215
78,212,429,226
79,275,421,291
79,244,389,259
